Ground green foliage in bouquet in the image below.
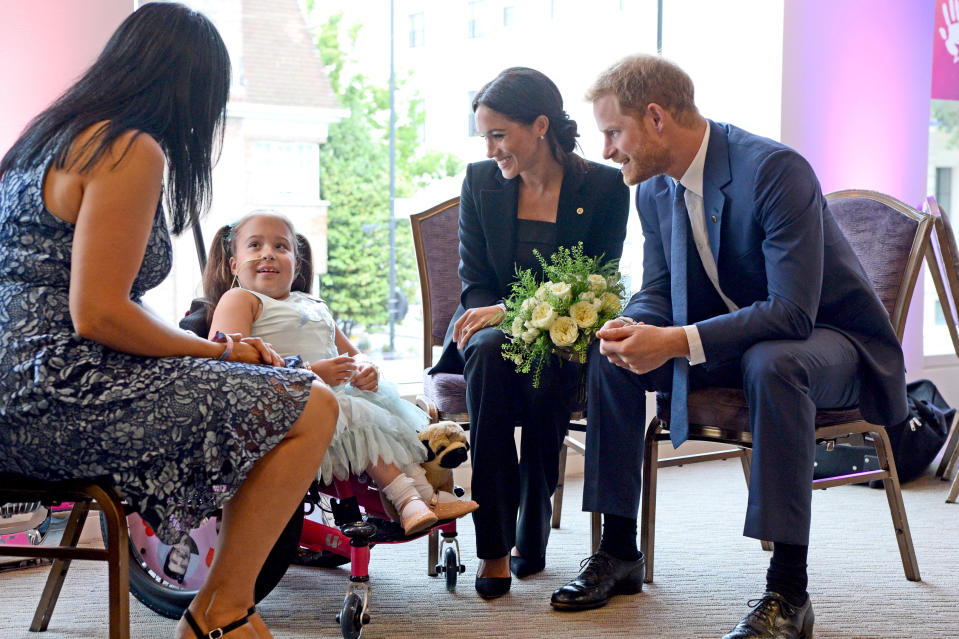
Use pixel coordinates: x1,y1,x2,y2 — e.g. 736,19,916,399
499,243,627,388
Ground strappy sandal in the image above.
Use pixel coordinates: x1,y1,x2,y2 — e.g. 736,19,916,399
183,605,257,638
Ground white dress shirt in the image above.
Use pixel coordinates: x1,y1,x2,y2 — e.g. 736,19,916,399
677,123,738,365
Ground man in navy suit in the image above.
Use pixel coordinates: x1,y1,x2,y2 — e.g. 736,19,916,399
550,55,907,639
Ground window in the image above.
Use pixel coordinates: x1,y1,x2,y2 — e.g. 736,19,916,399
249,141,320,204
937,167,953,214
925,101,959,355
408,12,424,48
467,91,477,137
467,0,483,38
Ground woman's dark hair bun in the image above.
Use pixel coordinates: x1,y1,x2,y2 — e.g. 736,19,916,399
553,114,578,153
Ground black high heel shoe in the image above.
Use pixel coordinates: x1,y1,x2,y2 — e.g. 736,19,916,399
475,575,512,599
510,553,546,579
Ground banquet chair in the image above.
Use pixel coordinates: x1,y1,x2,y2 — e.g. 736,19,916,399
410,197,601,559
639,189,931,583
0,474,130,638
923,197,959,502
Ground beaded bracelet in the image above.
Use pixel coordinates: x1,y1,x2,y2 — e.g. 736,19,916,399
213,331,234,361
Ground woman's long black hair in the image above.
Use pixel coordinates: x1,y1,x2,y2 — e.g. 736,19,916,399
0,2,231,235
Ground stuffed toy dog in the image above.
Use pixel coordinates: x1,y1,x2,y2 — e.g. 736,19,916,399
418,420,470,494
378,420,471,527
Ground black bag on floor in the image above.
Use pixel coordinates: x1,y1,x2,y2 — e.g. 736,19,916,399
813,379,955,485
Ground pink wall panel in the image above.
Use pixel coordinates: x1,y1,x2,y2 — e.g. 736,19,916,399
0,0,132,156
781,0,937,377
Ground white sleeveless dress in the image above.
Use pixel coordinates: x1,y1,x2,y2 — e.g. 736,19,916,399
247,289,427,483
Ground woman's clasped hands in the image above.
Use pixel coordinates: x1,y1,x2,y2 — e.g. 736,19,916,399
212,332,284,366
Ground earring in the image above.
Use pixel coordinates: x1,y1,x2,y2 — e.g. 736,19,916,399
539,135,544,140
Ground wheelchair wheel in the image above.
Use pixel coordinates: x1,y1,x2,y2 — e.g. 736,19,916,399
103,505,303,619
444,546,458,592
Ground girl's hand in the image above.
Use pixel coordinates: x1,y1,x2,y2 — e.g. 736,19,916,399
312,355,357,386
351,362,379,392
452,304,505,350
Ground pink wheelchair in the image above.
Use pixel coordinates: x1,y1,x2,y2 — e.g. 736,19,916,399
115,227,466,639
118,475,465,639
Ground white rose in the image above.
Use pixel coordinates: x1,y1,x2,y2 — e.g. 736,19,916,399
511,354,523,365
568,300,599,329
547,281,572,303
601,292,622,314
520,297,537,313
534,284,549,300
587,274,607,293
607,273,622,288
578,291,597,304
549,315,579,348
521,328,540,343
529,301,558,329
511,316,525,337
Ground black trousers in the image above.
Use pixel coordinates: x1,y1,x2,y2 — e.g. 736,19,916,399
582,324,861,546
464,327,578,559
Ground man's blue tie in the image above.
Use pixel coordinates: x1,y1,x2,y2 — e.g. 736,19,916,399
669,183,689,446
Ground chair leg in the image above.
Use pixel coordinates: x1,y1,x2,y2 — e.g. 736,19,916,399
936,415,959,480
639,418,661,584
870,427,921,581
31,500,91,632
427,529,439,576
738,449,773,552
948,468,959,504
92,485,130,639
552,444,569,529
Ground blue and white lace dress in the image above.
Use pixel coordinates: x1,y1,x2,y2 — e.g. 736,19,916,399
246,290,427,483
0,159,317,545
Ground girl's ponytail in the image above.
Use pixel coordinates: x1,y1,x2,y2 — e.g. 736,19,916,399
201,223,235,325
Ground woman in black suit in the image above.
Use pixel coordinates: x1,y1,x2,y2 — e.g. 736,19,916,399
429,67,629,599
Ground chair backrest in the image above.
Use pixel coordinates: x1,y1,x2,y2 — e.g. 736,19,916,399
826,190,933,341
924,196,959,356
410,197,461,369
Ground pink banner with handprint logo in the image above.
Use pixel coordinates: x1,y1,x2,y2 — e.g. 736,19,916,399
934,0,959,99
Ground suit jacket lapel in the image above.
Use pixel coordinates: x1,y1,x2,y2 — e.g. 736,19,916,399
479,172,518,290
703,120,731,265
555,166,589,250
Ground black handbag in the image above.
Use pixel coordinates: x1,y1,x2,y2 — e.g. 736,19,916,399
814,379,955,485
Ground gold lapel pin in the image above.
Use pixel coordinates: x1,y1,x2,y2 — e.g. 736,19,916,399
576,207,584,215
711,215,718,223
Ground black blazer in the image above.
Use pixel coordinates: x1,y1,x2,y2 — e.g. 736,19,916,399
431,159,630,375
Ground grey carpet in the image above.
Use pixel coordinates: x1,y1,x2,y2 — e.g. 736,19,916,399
2,458,957,639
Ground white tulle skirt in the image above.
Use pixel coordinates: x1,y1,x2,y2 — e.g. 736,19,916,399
319,379,429,483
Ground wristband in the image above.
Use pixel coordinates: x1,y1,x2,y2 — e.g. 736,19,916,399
213,331,234,361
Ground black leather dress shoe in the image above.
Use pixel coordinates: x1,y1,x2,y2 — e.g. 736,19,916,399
475,576,511,600
550,550,645,611
722,592,814,639
510,554,545,579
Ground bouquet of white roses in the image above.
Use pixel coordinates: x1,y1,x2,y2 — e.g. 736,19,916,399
499,242,626,388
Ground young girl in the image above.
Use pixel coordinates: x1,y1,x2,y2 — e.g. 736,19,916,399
204,211,477,535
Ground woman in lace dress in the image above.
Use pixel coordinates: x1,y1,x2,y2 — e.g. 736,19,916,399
0,5,337,638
